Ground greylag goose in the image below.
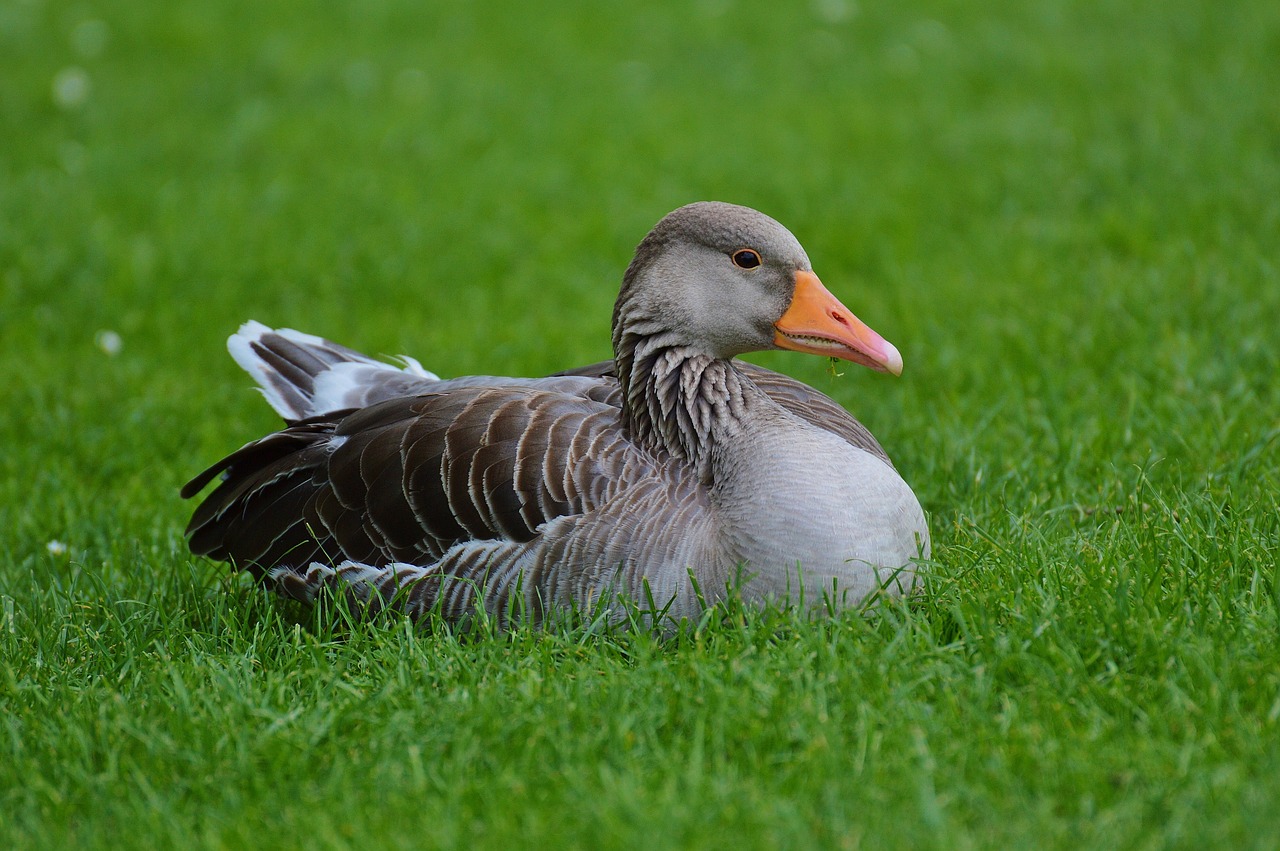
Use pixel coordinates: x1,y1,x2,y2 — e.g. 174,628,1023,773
182,202,930,626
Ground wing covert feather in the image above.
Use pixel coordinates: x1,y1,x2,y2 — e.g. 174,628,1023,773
314,380,642,564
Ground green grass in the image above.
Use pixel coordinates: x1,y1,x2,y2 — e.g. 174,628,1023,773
3,0,1279,847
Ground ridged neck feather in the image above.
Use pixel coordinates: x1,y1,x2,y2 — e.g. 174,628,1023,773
613,318,753,477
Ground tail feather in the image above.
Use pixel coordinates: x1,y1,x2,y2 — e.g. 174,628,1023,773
227,321,439,421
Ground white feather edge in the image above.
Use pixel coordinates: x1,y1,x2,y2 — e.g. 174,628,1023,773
267,560,436,603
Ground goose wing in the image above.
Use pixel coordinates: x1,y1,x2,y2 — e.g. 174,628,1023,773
183,378,662,579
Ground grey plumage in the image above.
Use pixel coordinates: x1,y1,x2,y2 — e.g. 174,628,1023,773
183,202,929,628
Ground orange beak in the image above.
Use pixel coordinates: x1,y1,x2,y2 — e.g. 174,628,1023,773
773,270,903,375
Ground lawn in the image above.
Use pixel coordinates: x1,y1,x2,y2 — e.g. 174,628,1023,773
2,0,1279,847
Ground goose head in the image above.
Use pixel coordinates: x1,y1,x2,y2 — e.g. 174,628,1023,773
613,201,902,375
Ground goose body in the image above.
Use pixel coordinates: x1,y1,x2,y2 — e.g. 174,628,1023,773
183,203,930,626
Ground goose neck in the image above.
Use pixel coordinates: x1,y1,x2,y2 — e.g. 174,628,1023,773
615,332,753,473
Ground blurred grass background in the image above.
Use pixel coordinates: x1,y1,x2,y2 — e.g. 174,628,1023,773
2,0,1279,847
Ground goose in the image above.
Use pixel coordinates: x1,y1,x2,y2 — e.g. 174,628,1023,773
182,202,930,627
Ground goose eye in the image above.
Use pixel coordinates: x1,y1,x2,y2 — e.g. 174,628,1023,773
731,249,762,269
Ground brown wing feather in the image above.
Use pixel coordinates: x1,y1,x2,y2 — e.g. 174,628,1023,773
182,380,644,577
183,421,347,575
